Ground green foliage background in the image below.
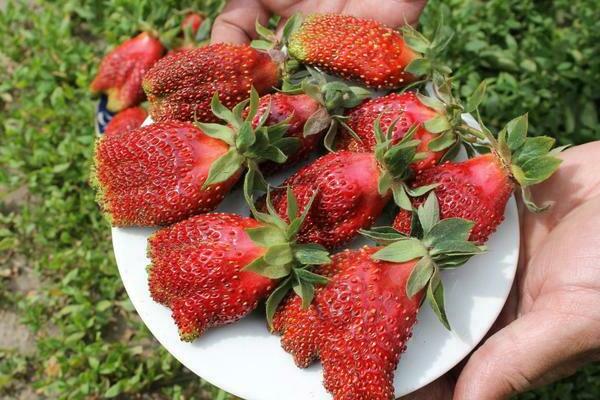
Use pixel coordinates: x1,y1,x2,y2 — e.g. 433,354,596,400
0,0,598,399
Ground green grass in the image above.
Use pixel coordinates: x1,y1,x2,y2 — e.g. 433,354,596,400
0,0,598,399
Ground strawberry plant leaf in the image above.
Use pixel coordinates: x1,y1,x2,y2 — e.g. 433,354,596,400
513,136,555,166
203,149,244,188
417,193,440,234
245,226,286,248
250,39,273,51
303,107,331,136
519,155,562,186
195,122,235,146
266,277,293,328
392,184,412,211
506,114,528,151
426,271,451,330
427,130,456,151
405,183,440,197
235,121,256,153
359,227,407,244
323,120,338,152
286,186,298,221
372,238,427,263
405,58,431,77
424,218,474,247
423,114,451,133
210,92,237,127
282,13,303,43
292,279,315,309
293,243,331,265
406,256,434,298
295,268,330,285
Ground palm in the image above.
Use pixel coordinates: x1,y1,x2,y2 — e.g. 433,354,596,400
404,142,600,400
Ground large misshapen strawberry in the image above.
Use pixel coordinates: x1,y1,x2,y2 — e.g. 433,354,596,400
92,90,296,226
104,106,148,137
273,195,483,399
393,95,564,244
284,13,452,89
143,43,280,122
91,32,165,112
258,119,424,250
148,188,331,341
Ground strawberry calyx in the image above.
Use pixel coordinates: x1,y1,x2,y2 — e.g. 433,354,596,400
463,82,565,212
371,115,437,209
242,179,331,328
281,66,374,151
401,10,454,84
362,193,485,329
196,88,298,189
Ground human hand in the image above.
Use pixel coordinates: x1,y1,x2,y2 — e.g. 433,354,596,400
403,141,600,400
210,0,428,44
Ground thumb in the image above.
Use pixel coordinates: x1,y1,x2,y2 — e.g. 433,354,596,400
454,309,597,400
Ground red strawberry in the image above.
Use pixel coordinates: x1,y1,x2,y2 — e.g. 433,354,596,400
336,92,449,173
265,151,387,249
143,44,280,122
104,107,148,137
181,12,204,37
92,121,238,226
273,203,483,400
246,93,325,173
148,189,332,341
92,92,304,226
148,213,271,340
287,14,419,89
91,32,165,112
393,115,563,244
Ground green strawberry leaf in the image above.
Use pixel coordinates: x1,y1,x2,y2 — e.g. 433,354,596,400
405,183,440,197
427,130,456,151
295,268,330,285
405,58,432,77
323,120,338,152
203,149,244,188
265,277,293,329
210,92,237,127
416,193,440,234
427,271,450,330
506,114,528,151
286,186,298,221
260,145,288,163
423,218,474,247
359,227,407,244
282,13,303,43
518,155,562,186
235,121,256,153
423,114,451,134
406,256,434,298
292,279,314,309
416,93,446,112
372,238,427,263
512,136,556,166
293,243,331,265
255,18,275,41
392,184,412,211
251,39,274,51
264,244,294,267
195,122,235,146
377,170,393,196
245,226,287,248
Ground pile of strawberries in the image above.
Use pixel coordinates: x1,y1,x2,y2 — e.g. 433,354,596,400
90,12,563,400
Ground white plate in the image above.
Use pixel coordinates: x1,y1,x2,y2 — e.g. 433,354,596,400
112,115,519,400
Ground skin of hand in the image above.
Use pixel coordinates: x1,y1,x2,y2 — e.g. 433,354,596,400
210,0,428,44
402,141,600,400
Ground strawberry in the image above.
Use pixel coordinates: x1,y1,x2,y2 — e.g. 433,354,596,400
104,107,148,137
246,93,325,174
336,92,451,173
92,91,297,226
260,117,421,250
181,12,204,38
143,43,280,122
148,189,331,341
273,196,483,399
393,114,563,244
90,32,165,112
287,14,421,89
